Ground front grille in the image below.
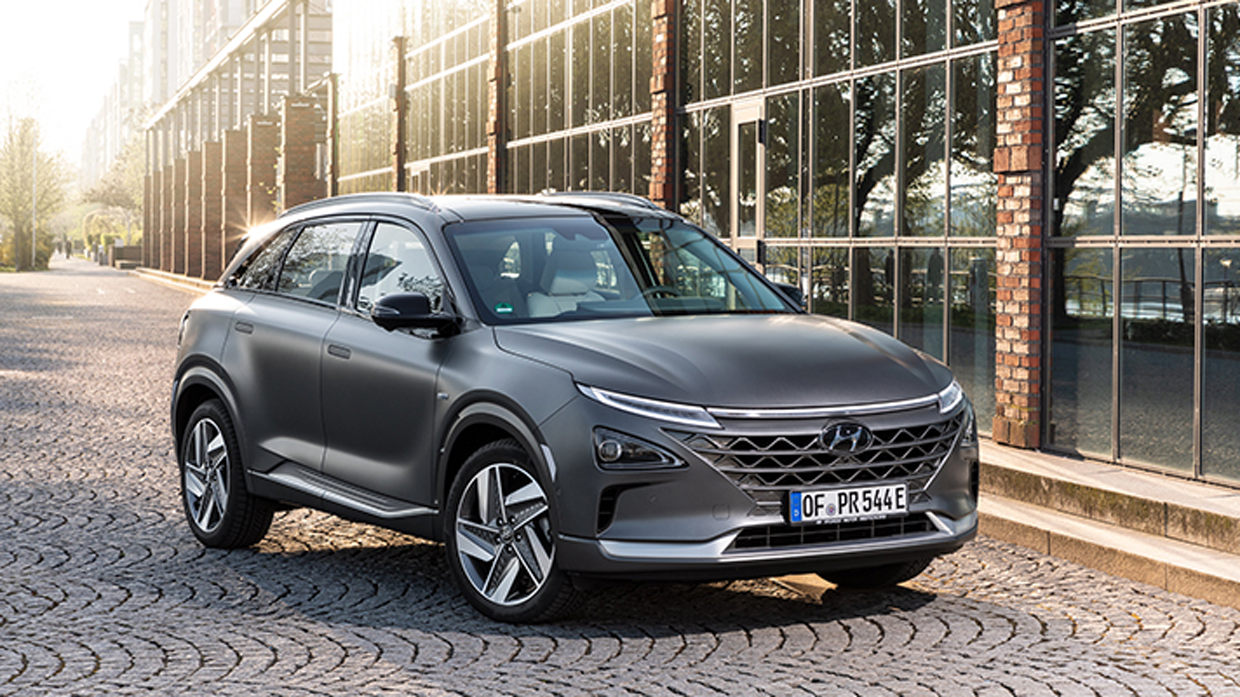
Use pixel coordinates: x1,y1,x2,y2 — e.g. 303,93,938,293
674,413,964,516
730,513,936,551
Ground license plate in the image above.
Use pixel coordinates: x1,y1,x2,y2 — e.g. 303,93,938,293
787,483,908,525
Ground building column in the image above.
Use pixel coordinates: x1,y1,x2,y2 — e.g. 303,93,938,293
160,166,173,272
486,0,506,194
991,0,1046,448
186,150,204,279
172,158,187,274
202,141,224,279
222,129,248,262
281,96,324,209
143,174,153,267
391,36,407,192
648,0,676,208
247,115,280,227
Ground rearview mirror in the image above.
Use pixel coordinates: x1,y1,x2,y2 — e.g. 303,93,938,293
371,293,458,333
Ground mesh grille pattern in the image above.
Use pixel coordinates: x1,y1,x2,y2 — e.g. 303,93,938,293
730,513,936,551
675,414,964,516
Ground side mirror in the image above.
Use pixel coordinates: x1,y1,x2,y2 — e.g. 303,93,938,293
772,282,806,310
370,293,458,333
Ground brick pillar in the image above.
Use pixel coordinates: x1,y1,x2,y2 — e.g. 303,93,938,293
247,115,279,226
222,129,248,262
391,36,407,192
202,141,224,279
172,158,187,274
159,167,172,272
143,174,153,267
486,0,506,194
991,0,1046,448
648,0,676,208
185,150,204,279
280,96,324,209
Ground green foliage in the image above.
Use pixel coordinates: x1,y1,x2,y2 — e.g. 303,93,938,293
0,119,66,271
80,135,145,245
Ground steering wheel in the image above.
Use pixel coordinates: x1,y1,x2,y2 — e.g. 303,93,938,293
640,285,682,299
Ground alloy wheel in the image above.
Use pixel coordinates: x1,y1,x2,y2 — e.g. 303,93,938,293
183,417,230,535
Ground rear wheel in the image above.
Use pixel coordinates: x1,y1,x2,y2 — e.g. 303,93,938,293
179,399,274,548
444,439,581,623
817,557,933,589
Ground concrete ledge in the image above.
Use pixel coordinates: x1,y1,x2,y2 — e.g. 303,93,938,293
131,267,215,295
981,442,1240,556
980,495,1240,611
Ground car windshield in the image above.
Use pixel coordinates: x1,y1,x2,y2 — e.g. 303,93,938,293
446,213,794,323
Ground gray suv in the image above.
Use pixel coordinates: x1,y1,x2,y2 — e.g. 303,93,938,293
172,193,978,622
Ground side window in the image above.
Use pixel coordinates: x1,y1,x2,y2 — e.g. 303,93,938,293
357,223,444,313
275,221,364,303
233,227,298,290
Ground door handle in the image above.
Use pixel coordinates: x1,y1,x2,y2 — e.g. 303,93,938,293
327,344,352,359
234,321,254,334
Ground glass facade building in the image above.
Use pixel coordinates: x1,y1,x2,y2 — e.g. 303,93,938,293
148,0,1239,485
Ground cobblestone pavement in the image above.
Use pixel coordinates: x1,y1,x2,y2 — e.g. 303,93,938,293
3,258,1240,696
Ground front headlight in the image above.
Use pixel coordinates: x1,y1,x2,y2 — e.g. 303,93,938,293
937,380,965,414
577,385,722,430
593,428,684,470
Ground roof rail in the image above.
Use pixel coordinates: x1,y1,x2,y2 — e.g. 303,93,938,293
278,192,439,218
534,190,664,211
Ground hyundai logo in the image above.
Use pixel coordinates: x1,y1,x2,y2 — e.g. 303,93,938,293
821,423,874,454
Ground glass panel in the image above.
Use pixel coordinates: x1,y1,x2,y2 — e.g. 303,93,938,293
902,0,946,58
768,0,800,87
766,93,800,239
551,0,566,25
533,38,549,137
1054,31,1116,237
1203,249,1240,482
1049,247,1113,455
901,64,947,237
814,0,851,76
613,124,633,194
1054,0,1114,27
572,23,590,127
550,136,568,191
592,128,611,190
813,83,850,237
856,73,896,237
949,248,996,429
533,140,549,193
1119,248,1194,471
613,4,633,119
635,0,652,113
573,0,591,17
359,223,443,313
1206,5,1240,236
899,247,946,359
550,31,567,132
702,107,731,236
517,43,532,140
765,246,801,290
738,120,759,238
854,247,895,334
951,53,997,237
635,120,653,196
278,222,363,301
810,247,849,316
856,0,896,66
703,0,732,99
571,132,589,189
734,0,763,93
1122,14,1198,237
518,145,533,194
680,111,702,223
954,0,995,46
592,12,611,123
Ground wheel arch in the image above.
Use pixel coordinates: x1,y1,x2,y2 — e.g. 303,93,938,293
172,360,246,456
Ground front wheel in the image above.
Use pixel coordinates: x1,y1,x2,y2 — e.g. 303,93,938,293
179,399,274,548
444,439,581,623
817,557,933,589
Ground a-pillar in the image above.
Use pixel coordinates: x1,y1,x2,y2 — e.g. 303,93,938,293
222,129,248,262
991,0,1045,448
247,115,280,226
185,150,204,279
648,0,676,208
201,141,224,279
280,96,324,209
172,158,187,274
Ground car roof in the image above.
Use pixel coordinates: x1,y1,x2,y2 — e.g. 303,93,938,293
277,191,676,226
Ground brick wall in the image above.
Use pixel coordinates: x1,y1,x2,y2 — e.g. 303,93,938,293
185,150,204,279
172,158,187,275
648,0,675,207
222,129,248,263
991,0,1046,448
280,97,324,209
201,141,224,280
247,116,279,229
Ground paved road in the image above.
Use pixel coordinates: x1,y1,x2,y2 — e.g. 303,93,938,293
2,258,1239,696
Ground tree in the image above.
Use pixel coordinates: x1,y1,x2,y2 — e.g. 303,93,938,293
0,118,67,271
80,135,145,246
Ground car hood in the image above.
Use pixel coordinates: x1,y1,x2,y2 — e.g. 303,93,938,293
493,314,953,409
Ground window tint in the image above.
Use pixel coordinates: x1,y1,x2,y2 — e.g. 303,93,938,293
234,227,299,291
275,221,364,303
357,223,444,313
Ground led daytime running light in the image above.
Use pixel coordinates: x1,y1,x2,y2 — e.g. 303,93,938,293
578,385,722,429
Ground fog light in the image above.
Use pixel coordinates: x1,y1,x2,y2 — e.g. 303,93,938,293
593,428,683,470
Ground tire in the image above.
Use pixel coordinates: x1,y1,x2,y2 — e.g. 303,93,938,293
817,557,933,589
444,439,582,623
179,399,274,549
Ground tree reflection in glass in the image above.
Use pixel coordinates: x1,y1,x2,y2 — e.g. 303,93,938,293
1206,5,1240,236
1054,31,1116,237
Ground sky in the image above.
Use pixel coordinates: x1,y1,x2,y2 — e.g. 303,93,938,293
0,0,149,165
